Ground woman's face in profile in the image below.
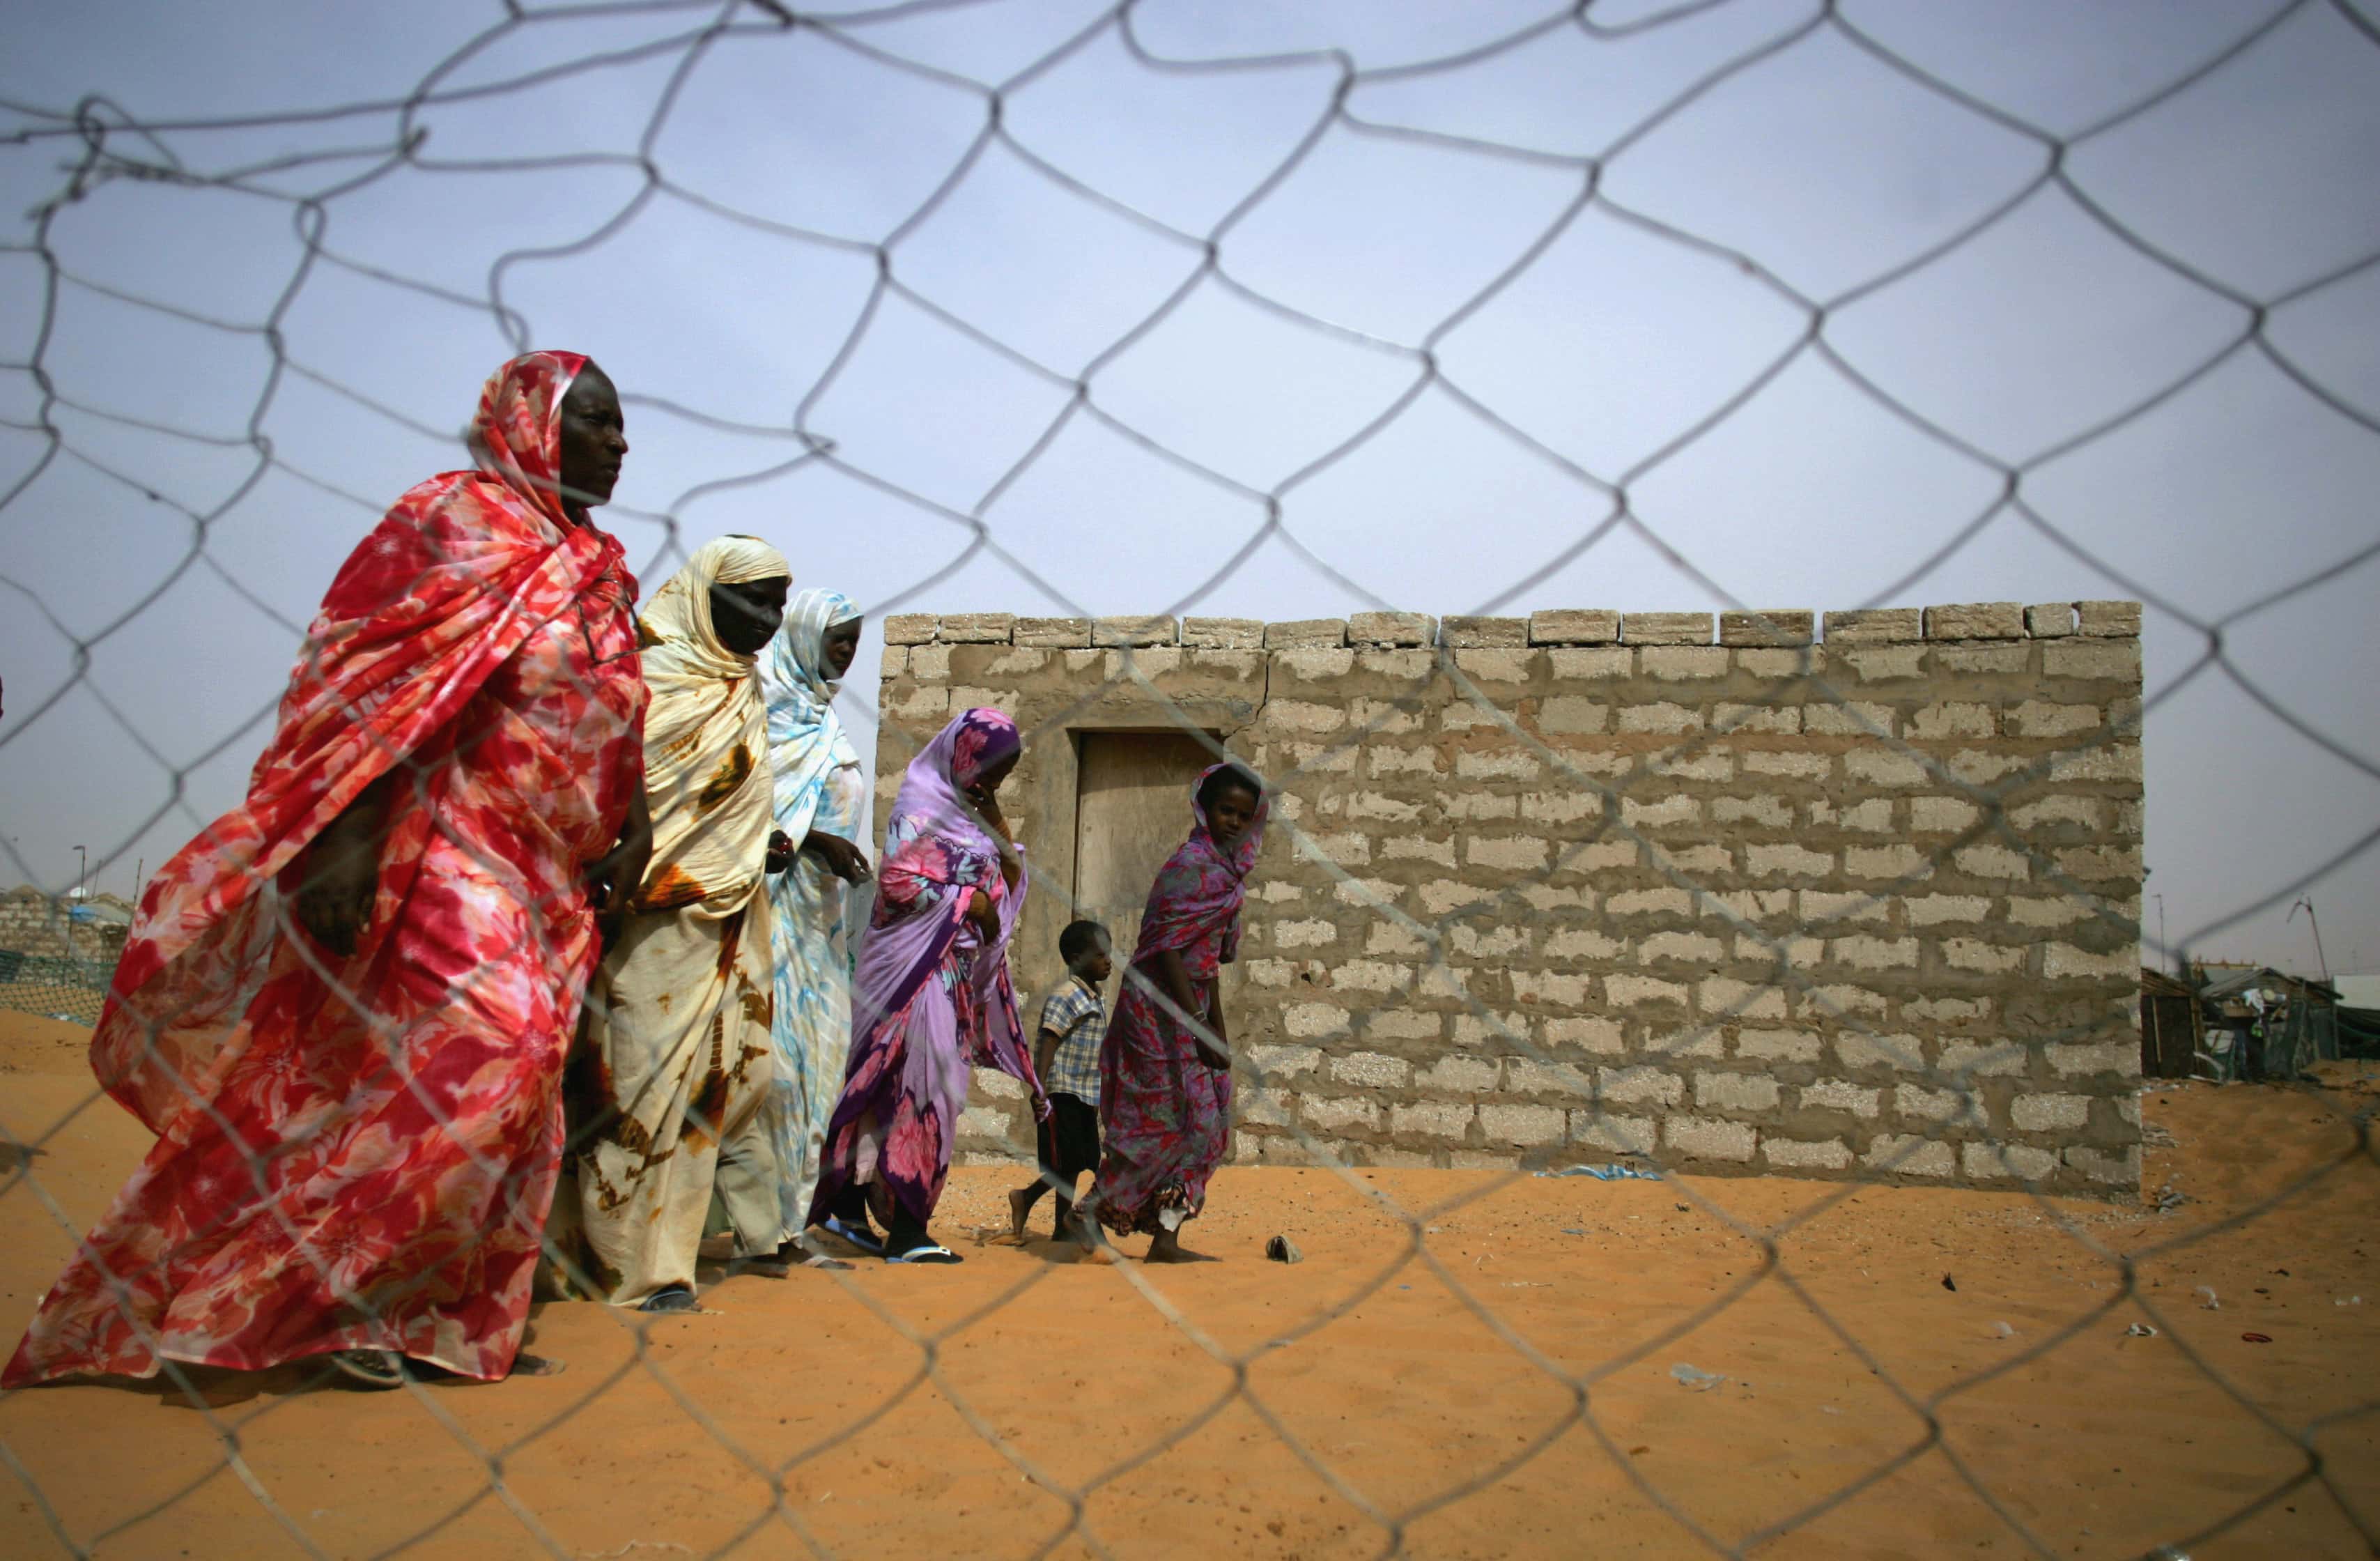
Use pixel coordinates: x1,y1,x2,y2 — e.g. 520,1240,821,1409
822,618,863,679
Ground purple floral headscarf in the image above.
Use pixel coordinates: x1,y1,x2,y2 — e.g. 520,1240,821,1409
891,707,1021,874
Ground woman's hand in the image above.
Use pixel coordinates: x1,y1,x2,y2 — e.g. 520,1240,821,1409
585,789,653,950
966,886,999,937
803,830,872,884
292,776,391,958
967,783,1023,889
765,829,796,875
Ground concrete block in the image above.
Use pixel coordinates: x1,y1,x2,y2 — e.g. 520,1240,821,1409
1720,609,1815,646
1329,1050,1411,1088
1963,1141,2057,1181
1422,1055,1501,1093
1598,1065,1685,1107
1504,1059,1594,1097
1952,845,2030,882
882,613,936,645
2024,603,2076,638
2044,640,2140,682
1765,1137,1852,1170
1303,1095,1380,1132
1604,974,1691,1009
1453,648,1533,684
1799,1082,1881,1118
1571,1112,1658,1155
1864,1134,1956,1177
1012,615,1092,647
2046,1041,2138,1078
1539,695,1609,734
1748,844,1834,880
1391,1101,1475,1140
2043,941,2138,981
1180,617,1262,648
2011,1092,2090,1132
1440,615,1527,648
1481,1102,1567,1146
1666,1115,1756,1162
1283,1002,1351,1038
1246,1044,1320,1079
1832,1032,1926,1072
1910,797,1981,832
1695,1071,1782,1112
1939,1040,2027,1077
1265,618,1347,648
1824,608,1923,644
938,612,1015,643
1639,646,1729,680
1621,611,1713,645
879,645,908,679
1738,1029,1823,1063
1547,647,1629,678
1910,702,1995,739
2076,600,2141,638
1530,608,1619,644
1543,1016,1627,1054
1924,602,2025,640
1347,611,1434,646
1837,645,1927,683
1894,1083,1981,1126
1616,702,1704,734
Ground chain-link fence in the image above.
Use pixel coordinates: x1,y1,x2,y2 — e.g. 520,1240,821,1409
2,2,2377,1558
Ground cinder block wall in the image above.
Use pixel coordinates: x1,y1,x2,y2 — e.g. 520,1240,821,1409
0,888,131,965
874,602,2145,1199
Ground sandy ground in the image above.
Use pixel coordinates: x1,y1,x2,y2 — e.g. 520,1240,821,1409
1,1005,2374,1561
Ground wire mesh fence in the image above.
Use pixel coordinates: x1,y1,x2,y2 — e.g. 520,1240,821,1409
1,1,2377,1558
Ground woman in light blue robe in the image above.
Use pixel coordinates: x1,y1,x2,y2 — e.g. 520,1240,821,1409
759,590,872,1247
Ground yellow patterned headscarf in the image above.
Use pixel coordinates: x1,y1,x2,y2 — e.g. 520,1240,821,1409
633,535,791,916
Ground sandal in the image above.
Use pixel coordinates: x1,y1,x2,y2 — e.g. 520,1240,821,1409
821,1215,884,1256
638,1284,700,1314
724,1253,794,1279
328,1348,406,1390
885,1243,963,1266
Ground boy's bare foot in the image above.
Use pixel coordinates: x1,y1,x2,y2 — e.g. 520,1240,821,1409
1006,1186,1034,1239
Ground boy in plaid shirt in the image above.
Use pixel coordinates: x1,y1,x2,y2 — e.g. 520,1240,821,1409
1007,921,1112,1243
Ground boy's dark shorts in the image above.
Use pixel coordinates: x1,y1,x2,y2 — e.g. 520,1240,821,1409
1038,1092,1101,1183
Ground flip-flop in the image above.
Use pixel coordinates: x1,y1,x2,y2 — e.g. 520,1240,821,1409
822,1215,884,1256
886,1243,963,1265
327,1348,406,1390
638,1285,701,1314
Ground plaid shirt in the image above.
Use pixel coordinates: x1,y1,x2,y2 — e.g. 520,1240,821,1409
1038,976,1106,1105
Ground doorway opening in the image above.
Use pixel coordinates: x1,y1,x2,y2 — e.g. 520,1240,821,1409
1071,729,1224,959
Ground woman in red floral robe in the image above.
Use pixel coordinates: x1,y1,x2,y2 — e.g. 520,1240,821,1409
3,351,651,1390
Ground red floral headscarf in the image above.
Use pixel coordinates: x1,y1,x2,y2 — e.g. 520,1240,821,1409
469,349,589,530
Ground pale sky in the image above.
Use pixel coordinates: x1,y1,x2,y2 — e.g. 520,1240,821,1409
2,0,2376,977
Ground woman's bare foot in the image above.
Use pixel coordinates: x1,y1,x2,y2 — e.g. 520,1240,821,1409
1144,1228,1216,1264
1007,1186,1035,1239
508,1353,566,1378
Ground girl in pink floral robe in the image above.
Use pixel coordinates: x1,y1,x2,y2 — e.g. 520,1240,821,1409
1085,762,1267,1261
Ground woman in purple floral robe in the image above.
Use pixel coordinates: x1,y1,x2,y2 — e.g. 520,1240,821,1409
1083,762,1267,1262
805,708,1045,1263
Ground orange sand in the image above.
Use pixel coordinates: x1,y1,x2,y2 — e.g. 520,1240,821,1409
2,1006,2374,1560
